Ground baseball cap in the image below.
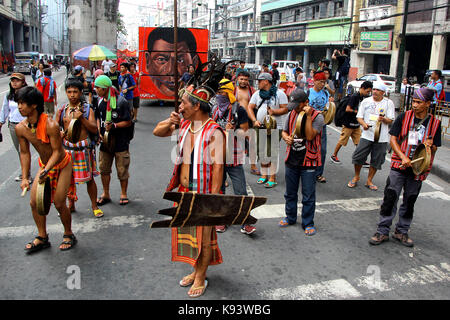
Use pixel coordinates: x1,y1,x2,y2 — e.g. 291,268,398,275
287,88,309,111
257,73,272,81
373,81,387,92
10,73,25,81
74,65,83,72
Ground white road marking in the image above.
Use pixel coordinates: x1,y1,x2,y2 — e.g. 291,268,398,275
261,262,450,299
261,279,362,300
252,191,450,220
246,183,254,196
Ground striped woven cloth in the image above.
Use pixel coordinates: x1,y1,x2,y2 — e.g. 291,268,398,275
63,138,99,184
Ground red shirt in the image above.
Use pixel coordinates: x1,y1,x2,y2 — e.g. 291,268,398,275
36,77,57,102
131,71,140,97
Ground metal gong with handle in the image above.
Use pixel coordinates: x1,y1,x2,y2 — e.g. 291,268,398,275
66,119,82,143
411,144,431,175
263,114,277,135
322,102,336,125
103,125,115,152
36,177,52,216
294,111,307,139
374,121,382,142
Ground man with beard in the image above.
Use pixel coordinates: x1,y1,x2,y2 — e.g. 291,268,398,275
145,28,196,98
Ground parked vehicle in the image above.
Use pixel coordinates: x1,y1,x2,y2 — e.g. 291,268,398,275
347,74,396,93
273,60,300,82
13,51,39,74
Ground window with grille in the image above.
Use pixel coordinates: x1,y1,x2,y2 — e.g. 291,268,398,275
368,0,397,6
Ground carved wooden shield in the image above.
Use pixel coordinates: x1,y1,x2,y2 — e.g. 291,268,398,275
150,192,267,228
411,144,431,176
36,178,51,216
66,119,82,143
322,102,336,125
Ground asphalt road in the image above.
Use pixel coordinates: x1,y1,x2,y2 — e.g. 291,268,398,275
0,80,449,301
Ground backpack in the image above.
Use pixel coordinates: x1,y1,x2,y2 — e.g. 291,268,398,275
334,94,352,127
437,81,446,101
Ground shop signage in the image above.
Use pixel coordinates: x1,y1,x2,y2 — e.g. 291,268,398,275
359,31,392,51
267,27,306,43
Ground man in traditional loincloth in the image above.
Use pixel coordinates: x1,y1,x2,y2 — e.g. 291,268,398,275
15,86,77,253
56,79,103,218
369,88,441,247
153,85,226,298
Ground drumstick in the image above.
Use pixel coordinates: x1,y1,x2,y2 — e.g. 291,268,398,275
21,187,28,197
400,157,424,168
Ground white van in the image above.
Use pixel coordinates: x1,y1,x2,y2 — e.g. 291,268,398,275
273,60,300,82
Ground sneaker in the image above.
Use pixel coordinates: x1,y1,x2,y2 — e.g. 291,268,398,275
392,230,414,247
369,232,389,245
330,155,341,164
215,225,227,233
241,225,256,235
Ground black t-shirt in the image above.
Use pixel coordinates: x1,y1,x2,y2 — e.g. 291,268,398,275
272,69,280,82
97,95,131,153
343,92,363,129
214,104,249,130
106,71,120,91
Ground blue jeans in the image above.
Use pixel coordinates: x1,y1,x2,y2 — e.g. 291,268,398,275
284,165,317,229
316,125,327,178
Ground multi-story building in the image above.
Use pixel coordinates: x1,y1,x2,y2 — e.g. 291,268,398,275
351,0,449,82
0,0,41,71
41,0,68,55
257,0,352,72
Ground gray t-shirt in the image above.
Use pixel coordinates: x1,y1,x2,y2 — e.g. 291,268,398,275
250,89,288,129
283,111,324,168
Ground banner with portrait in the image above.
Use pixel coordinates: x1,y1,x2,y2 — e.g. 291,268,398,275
138,27,209,101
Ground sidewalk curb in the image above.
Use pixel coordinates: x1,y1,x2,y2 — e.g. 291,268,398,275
431,159,450,182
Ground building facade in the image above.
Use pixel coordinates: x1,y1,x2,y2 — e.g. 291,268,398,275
0,0,41,72
42,0,68,55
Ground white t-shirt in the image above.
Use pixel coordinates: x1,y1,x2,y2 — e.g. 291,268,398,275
357,96,395,143
250,89,288,129
102,60,114,73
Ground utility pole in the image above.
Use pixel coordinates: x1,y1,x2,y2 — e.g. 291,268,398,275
395,0,409,93
223,2,228,58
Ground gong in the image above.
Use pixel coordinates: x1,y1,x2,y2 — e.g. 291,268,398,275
36,177,51,216
263,114,277,130
411,144,431,176
66,119,82,143
374,121,382,143
294,111,307,139
103,130,115,152
322,102,336,125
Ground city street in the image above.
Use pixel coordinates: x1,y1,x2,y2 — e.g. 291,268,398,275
0,88,449,300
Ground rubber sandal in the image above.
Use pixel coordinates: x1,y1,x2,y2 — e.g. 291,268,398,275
279,218,294,227
250,168,261,175
60,234,77,251
93,209,104,218
179,275,195,287
365,184,378,191
188,279,208,298
305,226,317,236
119,197,129,205
257,177,268,184
347,180,358,188
316,176,326,183
25,235,51,254
264,181,277,188
96,197,111,206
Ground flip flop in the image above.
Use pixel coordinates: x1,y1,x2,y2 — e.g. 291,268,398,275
264,181,277,188
257,177,268,184
93,209,104,218
316,176,326,183
179,275,195,287
250,168,261,175
305,226,317,236
119,198,129,205
96,197,111,206
347,180,358,188
188,279,208,298
279,218,295,227
365,184,378,191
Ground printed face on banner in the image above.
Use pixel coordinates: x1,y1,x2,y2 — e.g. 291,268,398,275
139,27,209,100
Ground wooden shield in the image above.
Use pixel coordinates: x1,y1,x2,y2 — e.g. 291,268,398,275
374,121,382,143
36,178,51,216
322,102,336,125
150,192,267,228
66,119,82,143
103,130,115,152
411,144,431,176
